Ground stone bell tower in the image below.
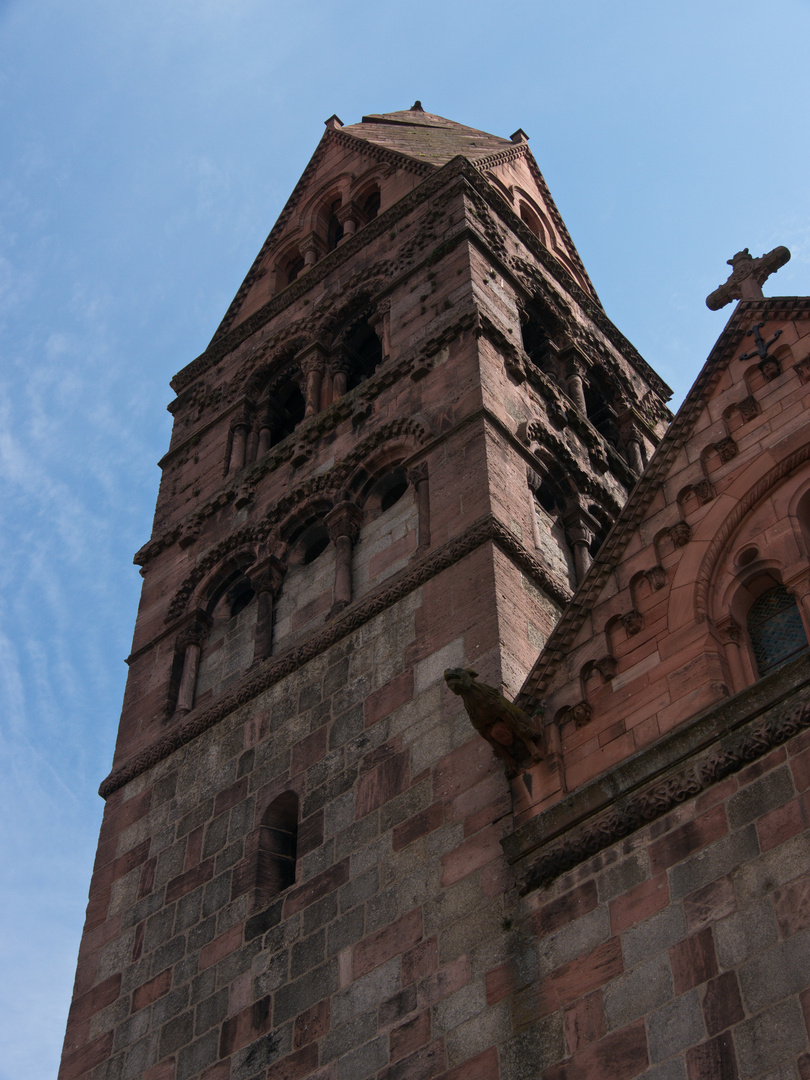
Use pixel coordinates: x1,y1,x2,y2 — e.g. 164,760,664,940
59,105,670,1080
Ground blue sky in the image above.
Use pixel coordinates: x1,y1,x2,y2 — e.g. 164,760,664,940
1,2,809,1077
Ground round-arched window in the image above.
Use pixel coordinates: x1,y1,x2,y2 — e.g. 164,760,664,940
747,584,808,677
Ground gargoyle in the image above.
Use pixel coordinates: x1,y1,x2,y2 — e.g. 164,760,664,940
444,668,544,778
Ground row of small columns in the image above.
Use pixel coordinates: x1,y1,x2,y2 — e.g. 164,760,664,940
171,466,431,716
549,344,648,474
527,470,599,584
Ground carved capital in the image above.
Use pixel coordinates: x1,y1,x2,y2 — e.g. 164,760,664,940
407,462,429,487
296,341,329,374
176,611,211,650
644,565,667,590
714,437,738,464
249,556,285,597
669,522,692,548
325,501,362,543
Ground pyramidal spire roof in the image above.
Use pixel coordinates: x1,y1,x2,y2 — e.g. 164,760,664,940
342,102,514,167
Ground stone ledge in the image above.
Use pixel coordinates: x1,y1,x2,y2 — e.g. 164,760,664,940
504,652,810,891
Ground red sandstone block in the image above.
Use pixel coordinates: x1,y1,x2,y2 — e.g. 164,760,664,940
531,881,598,937
738,745,786,785
143,1061,176,1080
379,1040,446,1080
433,738,495,801
695,776,738,813
390,1010,432,1062
685,1032,738,1080
436,1046,498,1080
369,531,417,580
297,809,325,859
791,746,810,792
403,936,438,985
393,802,444,852
481,857,511,899
418,956,471,1008
200,1063,229,1080
106,787,153,839
112,838,152,884
165,858,214,905
355,751,410,818
544,1020,647,1080
353,907,423,979
199,924,243,971
214,777,248,817
219,996,272,1057
59,1031,114,1080
564,990,606,1056
486,962,517,1006
283,857,350,918
291,726,328,775
365,669,414,730
132,968,172,1013
293,998,330,1049
449,773,505,825
799,1053,810,1080
132,920,145,963
758,796,804,852
67,973,121,1027
266,1043,319,1080
184,826,204,871
463,794,511,838
772,870,810,938
440,822,505,887
648,804,728,873
702,971,744,1036
670,928,718,993
610,874,668,935
513,938,623,1025
683,877,736,934
138,857,157,899
83,884,111,933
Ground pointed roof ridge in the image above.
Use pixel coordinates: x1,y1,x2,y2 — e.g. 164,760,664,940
343,106,512,168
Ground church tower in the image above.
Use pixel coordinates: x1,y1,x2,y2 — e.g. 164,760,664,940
59,106,670,1080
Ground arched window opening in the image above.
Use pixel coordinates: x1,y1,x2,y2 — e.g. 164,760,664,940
747,585,809,677
381,476,408,512
285,252,305,285
535,480,560,515
520,203,542,240
344,320,383,389
362,189,380,222
584,380,620,448
326,199,344,252
267,382,306,447
256,792,298,903
207,571,255,620
302,527,330,565
521,312,549,369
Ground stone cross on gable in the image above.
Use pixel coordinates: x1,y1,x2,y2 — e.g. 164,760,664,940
706,245,791,310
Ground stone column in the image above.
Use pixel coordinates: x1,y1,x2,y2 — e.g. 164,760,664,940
563,505,599,583
257,420,272,458
369,301,391,359
325,501,363,616
174,617,209,717
331,357,351,401
297,343,328,418
718,619,746,694
617,406,646,473
250,557,285,664
229,422,249,473
336,202,358,240
302,238,320,269
407,463,431,551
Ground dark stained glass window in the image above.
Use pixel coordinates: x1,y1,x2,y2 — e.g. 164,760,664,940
747,585,808,677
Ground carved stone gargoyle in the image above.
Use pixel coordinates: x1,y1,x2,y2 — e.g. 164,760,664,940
444,668,545,778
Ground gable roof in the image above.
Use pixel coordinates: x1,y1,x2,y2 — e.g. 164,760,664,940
515,295,810,715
